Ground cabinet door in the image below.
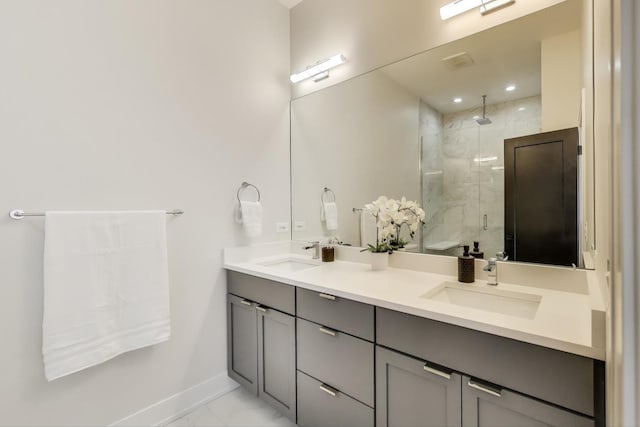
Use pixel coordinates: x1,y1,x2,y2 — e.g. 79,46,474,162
257,305,297,421
376,346,462,427
462,375,594,427
227,294,258,395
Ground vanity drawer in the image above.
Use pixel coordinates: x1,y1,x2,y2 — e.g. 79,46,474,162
297,370,374,427
297,318,374,407
376,307,596,417
296,287,374,341
227,271,295,315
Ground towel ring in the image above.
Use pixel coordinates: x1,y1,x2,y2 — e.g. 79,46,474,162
237,181,261,203
321,187,336,203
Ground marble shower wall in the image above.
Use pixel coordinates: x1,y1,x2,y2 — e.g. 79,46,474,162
422,96,542,258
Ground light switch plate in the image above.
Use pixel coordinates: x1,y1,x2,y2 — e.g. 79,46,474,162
294,221,306,231
276,222,289,233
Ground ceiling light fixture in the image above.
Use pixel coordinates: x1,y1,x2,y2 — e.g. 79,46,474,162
290,53,346,84
440,0,515,20
454,97,463,103
505,85,516,91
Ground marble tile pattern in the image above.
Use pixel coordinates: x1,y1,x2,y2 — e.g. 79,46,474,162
422,96,542,258
164,387,298,427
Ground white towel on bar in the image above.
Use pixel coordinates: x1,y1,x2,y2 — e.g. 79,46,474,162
240,201,263,238
322,201,338,231
42,210,170,381
360,208,378,248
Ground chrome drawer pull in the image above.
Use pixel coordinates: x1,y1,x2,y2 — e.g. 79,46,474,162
318,326,337,337
318,293,336,301
319,384,337,397
467,380,502,398
240,300,252,306
423,365,451,380
255,305,268,313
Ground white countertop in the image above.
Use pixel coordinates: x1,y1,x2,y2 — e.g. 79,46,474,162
224,242,606,360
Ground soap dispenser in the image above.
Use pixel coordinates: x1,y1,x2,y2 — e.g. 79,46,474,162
470,241,484,259
458,245,475,283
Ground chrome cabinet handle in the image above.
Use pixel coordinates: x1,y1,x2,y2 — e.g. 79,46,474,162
240,300,252,306
255,305,268,313
467,380,502,397
318,293,336,301
319,384,338,397
318,326,337,337
423,365,451,380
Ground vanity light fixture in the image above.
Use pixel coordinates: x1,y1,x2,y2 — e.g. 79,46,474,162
290,53,346,83
440,0,515,20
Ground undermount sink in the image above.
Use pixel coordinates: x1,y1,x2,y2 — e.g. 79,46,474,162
421,282,541,319
258,256,321,272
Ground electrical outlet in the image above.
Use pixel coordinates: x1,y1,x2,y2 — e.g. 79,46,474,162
276,222,289,233
294,221,306,231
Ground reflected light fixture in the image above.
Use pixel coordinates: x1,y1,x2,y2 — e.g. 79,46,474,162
290,53,346,83
440,0,515,20
474,156,498,163
505,84,516,91
454,97,463,103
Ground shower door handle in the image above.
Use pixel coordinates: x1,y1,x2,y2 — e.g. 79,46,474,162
483,214,488,231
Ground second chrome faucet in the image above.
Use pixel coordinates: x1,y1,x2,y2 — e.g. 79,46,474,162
303,241,320,259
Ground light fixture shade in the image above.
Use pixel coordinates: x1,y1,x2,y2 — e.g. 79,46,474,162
440,0,483,20
440,0,515,20
290,53,347,83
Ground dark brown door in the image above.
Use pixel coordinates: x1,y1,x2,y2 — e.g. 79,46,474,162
504,128,578,266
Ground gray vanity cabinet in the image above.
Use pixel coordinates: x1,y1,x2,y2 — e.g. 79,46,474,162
461,375,594,427
295,289,375,427
376,346,462,427
226,272,296,421
227,293,258,394
256,305,296,421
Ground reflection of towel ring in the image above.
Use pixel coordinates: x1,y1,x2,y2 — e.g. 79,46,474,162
237,181,261,203
321,187,336,203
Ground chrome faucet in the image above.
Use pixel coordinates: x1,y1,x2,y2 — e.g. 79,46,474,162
483,258,498,285
303,241,320,259
484,252,508,285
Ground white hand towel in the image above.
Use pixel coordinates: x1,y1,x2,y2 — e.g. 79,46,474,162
322,202,338,231
42,211,170,381
360,208,378,248
240,201,263,238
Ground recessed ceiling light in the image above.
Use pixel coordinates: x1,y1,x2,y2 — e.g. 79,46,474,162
505,85,516,92
454,97,463,103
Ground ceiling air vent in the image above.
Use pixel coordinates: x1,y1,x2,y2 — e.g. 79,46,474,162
441,52,475,70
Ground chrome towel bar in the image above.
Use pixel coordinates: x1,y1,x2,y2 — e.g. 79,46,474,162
9,209,184,220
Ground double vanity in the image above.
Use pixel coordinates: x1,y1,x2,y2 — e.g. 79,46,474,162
224,241,606,427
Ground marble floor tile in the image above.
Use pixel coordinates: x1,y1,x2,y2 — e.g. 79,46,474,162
164,387,297,427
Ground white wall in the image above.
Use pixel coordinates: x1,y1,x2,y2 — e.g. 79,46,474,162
291,71,420,246
541,30,583,131
0,1,290,426
290,0,565,99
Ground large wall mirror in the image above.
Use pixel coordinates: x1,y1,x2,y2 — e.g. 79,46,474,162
291,0,594,269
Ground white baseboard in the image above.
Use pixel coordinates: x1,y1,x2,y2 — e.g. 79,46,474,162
110,371,240,427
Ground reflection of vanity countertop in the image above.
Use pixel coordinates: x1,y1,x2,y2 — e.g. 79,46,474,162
223,241,606,360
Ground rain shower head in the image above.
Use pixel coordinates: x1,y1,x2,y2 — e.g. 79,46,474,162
476,95,492,125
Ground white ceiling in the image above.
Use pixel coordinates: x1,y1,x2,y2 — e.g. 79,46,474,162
380,0,582,114
278,0,303,9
